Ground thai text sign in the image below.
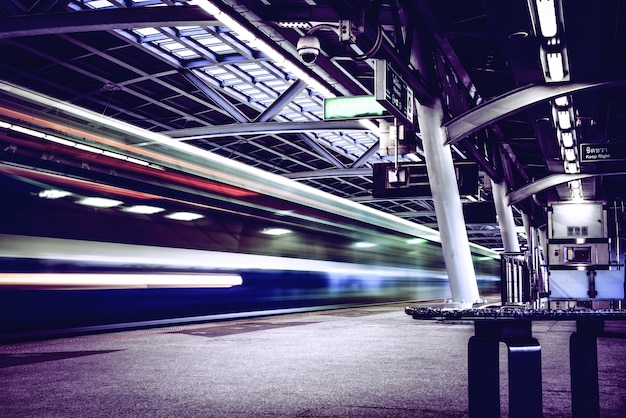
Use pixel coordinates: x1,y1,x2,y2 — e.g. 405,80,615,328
580,143,626,162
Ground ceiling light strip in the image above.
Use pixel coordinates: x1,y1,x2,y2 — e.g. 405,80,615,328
190,0,335,98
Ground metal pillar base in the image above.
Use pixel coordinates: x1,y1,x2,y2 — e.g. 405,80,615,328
570,320,603,418
468,320,542,418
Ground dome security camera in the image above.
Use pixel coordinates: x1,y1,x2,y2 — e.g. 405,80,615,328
297,35,321,64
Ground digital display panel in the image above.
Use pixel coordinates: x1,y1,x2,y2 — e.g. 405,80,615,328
565,246,592,263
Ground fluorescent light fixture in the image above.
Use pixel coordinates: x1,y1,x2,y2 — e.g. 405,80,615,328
554,95,569,107
562,147,577,162
536,0,558,37
165,211,204,221
77,197,124,208
354,242,376,248
568,180,581,190
569,180,583,201
123,205,166,215
560,130,574,147
557,110,571,129
0,120,11,128
206,5,256,43
0,273,243,289
564,161,579,173
546,52,564,81
38,189,72,199
260,227,292,236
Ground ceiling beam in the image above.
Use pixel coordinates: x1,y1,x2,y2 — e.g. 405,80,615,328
181,69,250,124
0,6,216,39
283,168,371,180
167,120,373,140
350,142,380,169
254,80,307,123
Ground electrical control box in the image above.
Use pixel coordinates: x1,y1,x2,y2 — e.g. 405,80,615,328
546,202,623,308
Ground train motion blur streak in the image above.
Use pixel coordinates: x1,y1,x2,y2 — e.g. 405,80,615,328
0,83,500,340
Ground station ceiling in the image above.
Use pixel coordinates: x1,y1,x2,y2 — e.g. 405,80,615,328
1,0,625,251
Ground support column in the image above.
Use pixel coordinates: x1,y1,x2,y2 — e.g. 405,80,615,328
491,179,520,253
418,99,481,306
409,12,480,306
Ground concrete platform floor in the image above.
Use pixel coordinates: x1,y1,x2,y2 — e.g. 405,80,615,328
1,303,625,417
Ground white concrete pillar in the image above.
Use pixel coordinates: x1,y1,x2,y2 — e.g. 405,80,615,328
418,98,481,307
491,179,520,253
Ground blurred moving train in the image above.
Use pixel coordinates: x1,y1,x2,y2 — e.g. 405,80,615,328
0,82,500,339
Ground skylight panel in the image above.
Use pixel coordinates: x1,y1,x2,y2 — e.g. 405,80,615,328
134,28,161,37
208,70,238,83
249,92,270,102
263,79,285,88
173,49,200,59
293,95,319,108
196,36,222,47
208,44,236,54
194,34,236,54
237,63,262,71
236,83,257,92
204,66,227,76
281,110,308,122
160,41,186,51
252,75,275,86
130,0,164,5
84,0,115,9
231,84,268,102
307,108,324,119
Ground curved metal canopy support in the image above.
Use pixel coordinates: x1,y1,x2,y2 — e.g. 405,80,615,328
444,81,626,145
508,173,597,205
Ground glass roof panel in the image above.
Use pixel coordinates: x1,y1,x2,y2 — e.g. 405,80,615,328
84,0,115,8
134,28,161,37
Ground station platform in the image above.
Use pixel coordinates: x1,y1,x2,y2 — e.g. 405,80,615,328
1,302,625,417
